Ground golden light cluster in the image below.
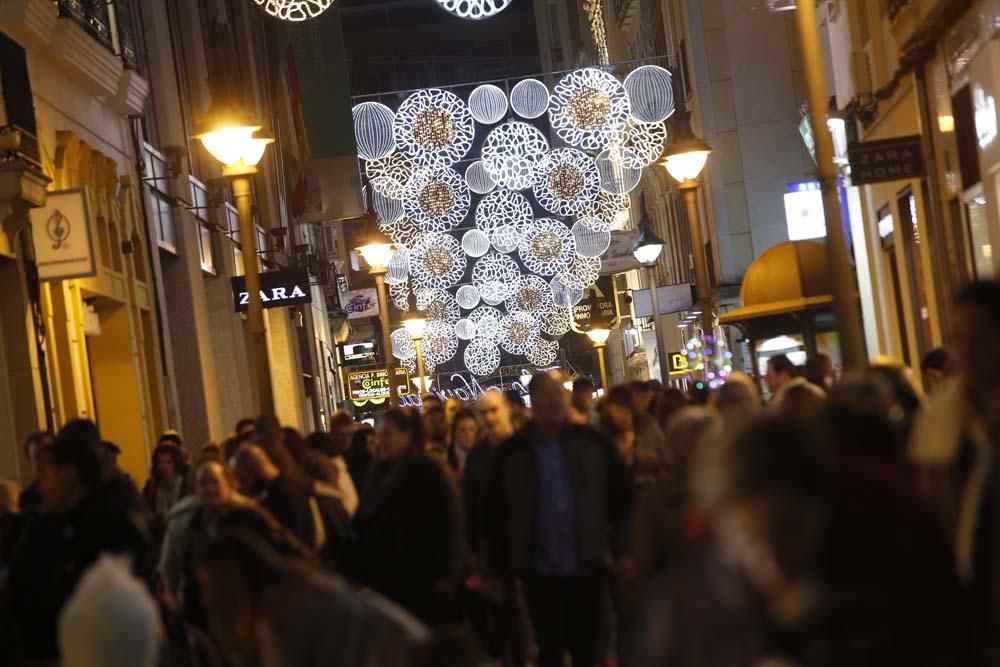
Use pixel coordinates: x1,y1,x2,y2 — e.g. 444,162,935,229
548,164,585,199
418,180,456,217
567,87,611,130
532,231,563,261
424,246,455,276
413,108,457,150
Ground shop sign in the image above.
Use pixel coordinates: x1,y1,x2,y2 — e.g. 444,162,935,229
668,352,691,377
343,288,379,319
847,136,924,185
339,340,378,366
32,188,97,281
231,268,312,313
631,283,694,317
570,275,620,333
347,367,410,404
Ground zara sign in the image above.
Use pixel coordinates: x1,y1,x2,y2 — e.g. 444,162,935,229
231,268,312,313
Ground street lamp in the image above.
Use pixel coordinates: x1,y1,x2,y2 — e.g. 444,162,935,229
402,304,428,402
194,111,275,415
632,211,670,384
358,234,399,407
586,327,611,391
659,108,714,339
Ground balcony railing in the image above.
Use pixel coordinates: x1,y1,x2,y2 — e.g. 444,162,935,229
55,0,140,70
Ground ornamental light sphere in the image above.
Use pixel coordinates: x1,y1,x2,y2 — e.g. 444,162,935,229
469,305,505,343
557,255,601,289
255,0,333,20
384,216,420,247
373,190,404,226
424,320,459,365
455,318,478,340
596,147,642,195
394,89,475,168
391,327,416,360
572,216,612,258
541,306,572,336
366,153,414,197
615,120,667,168
490,224,522,254
456,284,482,309
404,167,471,233
352,102,396,161
385,247,410,285
462,229,491,257
418,288,461,324
469,85,509,125
506,274,553,316
510,79,550,119
550,274,584,307
389,281,411,311
434,0,512,20
527,338,559,366
475,189,532,235
464,161,497,194
501,311,541,356
533,148,601,217
472,252,520,302
409,233,467,289
464,339,501,376
623,65,676,124
548,68,631,151
518,218,577,276
481,122,549,190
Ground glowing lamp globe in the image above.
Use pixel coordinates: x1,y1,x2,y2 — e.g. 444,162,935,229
659,109,712,184
632,215,665,265
403,314,428,340
586,328,611,345
358,242,395,273
662,150,711,183
633,241,664,265
195,118,272,169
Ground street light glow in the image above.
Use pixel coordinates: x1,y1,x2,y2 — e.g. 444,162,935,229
662,149,711,183
586,328,611,345
196,124,272,169
358,242,395,273
633,242,664,265
402,315,428,340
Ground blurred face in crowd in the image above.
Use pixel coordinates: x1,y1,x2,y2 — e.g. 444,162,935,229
572,387,595,415
953,302,1000,396
766,362,793,395
155,451,178,482
424,408,447,443
479,391,512,442
445,398,462,425
531,374,569,433
454,416,479,452
39,460,80,515
196,462,232,513
377,419,412,460
330,420,355,457
631,386,654,412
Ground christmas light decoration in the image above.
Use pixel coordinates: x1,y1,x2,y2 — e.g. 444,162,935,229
352,102,396,160
434,0,512,20
424,320,459,365
469,305,504,342
455,318,478,340
404,168,470,232
510,79,550,119
613,120,667,168
462,229,491,257
623,65,675,124
500,311,541,355
596,147,642,194
490,224,522,254
373,190,404,226
464,161,497,194
469,84,509,124
583,190,632,230
471,252,520,303
533,148,601,216
456,284,482,309
526,338,559,366
389,281,411,311
417,287,461,324
409,233,467,289
383,216,420,247
394,89,474,167
540,306,572,336
571,216,612,258
518,219,576,276
481,122,549,190
385,247,410,285
366,152,414,198
391,327,416,360
549,68,630,150
557,255,601,289
464,339,500,376
506,274,553,316
550,274,584,307
475,189,532,235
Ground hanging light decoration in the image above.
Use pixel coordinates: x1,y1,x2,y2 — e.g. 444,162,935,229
433,0,512,20
456,284,482,309
385,246,410,285
469,305,505,343
464,161,497,194
548,68,631,150
557,255,601,289
510,79,550,119
571,216,612,258
518,219,577,276
391,328,416,360
423,320,459,365
550,274,584,307
583,190,632,230
527,338,559,366
404,167,470,232
366,152,414,198
533,148,601,216
623,65,675,124
389,281,411,311
464,339,501,376
471,252,520,303
462,229,491,257
541,306,572,336
596,147,642,195
409,233,467,289
383,216,420,247
373,190,404,226
468,84,509,125
481,121,549,190
455,318,478,340
505,274,554,317
500,311,541,355
475,189,532,253
394,89,475,167
352,101,396,161
613,120,667,168
417,287,461,324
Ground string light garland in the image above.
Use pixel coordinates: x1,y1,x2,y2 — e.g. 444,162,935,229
404,168,470,232
533,148,601,216
572,216,612,258
623,65,675,124
464,161,497,194
469,84,509,124
510,79,550,119
549,68,630,150
434,0,512,21
394,89,474,167
409,233,467,289
481,122,549,190
352,102,396,160
518,219,576,276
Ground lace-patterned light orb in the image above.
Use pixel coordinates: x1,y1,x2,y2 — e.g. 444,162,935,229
614,120,667,168
464,339,500,376
373,190,404,226
417,288,461,324
584,190,632,230
404,168,471,233
255,0,333,20
424,320,459,366
401,356,417,375
385,247,410,285
352,101,396,160
623,65,675,124
596,147,642,195
434,0,512,20
501,311,541,356
409,233,467,289
389,281,411,311
472,252,520,303
481,122,549,190
550,274,584,308
557,255,601,289
475,189,532,235
518,219,577,276
527,338,559,366
572,216,612,258
548,68,631,151
394,89,475,168
366,153,414,198
455,318,478,340
456,284,482,309
491,224,522,254
510,79,550,119
541,306,572,336
506,274,554,316
384,217,420,247
465,161,497,195
533,149,601,216
462,229,491,258
469,85,509,125
469,306,504,343
391,327,416,360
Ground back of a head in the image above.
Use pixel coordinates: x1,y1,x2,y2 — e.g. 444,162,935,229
661,406,719,472
773,382,827,421
235,418,255,436
572,377,595,396
59,555,160,667
307,431,342,457
193,529,291,611
656,388,689,422
824,370,905,459
254,415,282,447
712,373,761,414
804,354,833,387
384,408,425,454
920,347,951,374
50,435,103,491
57,419,101,450
767,354,796,377
954,280,1000,328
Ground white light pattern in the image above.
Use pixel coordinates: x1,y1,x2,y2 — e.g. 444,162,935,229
505,274,554,316
533,148,601,216
455,318,478,340
391,327,416,360
366,153,414,198
464,161,497,194
424,320,459,365
623,65,675,124
255,0,333,21
481,122,549,190
472,252,520,303
572,217,612,258
527,338,559,366
500,311,541,355
518,219,576,276
548,68,631,151
613,120,667,168
491,224,522,254
434,0,512,20
596,147,642,195
352,102,396,160
373,190,404,226
394,89,475,168
384,217,420,247
464,339,500,376
385,247,410,285
456,284,482,309
389,281,411,311
540,306,572,336
404,167,470,233
510,79,550,119
462,229,491,257
409,233,467,289
469,305,504,343
583,190,632,230
557,255,601,289
551,274,584,307
417,287,461,324
469,84,509,124
475,189,532,235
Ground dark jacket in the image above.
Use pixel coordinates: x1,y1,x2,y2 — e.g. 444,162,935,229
462,439,496,560
256,474,318,551
342,455,463,624
484,421,629,578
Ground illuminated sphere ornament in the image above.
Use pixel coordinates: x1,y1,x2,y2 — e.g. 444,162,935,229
374,190,404,226
584,190,632,230
506,274,553,316
541,306,572,336
490,224,522,254
255,0,333,20
456,284,482,309
464,161,497,194
434,0,512,20
533,148,601,216
527,338,559,366
557,255,601,289
548,68,631,151
623,65,675,124
510,79,550,119
501,311,541,355
469,305,504,343
417,288,460,324
366,153,414,198
469,85,509,125
352,102,396,161
409,233,467,289
615,120,667,168
481,122,549,190
455,318,478,340
472,252,520,304
462,229,491,257
475,190,532,252
391,328,416,360
596,148,642,195
518,219,576,276
424,320,459,365
550,274,584,307
404,167,470,233
571,217,612,258
394,89,475,168
464,339,500,376
384,217,420,247
385,247,410,285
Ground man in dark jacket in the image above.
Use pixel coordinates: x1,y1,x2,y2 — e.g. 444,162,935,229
6,432,148,663
486,372,629,667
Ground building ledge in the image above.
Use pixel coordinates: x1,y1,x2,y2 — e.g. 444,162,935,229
0,0,58,50
0,160,51,257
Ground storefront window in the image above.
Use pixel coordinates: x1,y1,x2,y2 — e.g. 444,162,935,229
898,192,932,356
967,192,994,279
879,204,911,366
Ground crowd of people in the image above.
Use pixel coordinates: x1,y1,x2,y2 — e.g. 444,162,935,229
0,279,999,667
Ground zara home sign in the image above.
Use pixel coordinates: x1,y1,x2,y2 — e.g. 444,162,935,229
231,268,312,313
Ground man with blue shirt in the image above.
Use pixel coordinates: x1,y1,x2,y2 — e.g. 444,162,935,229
486,371,629,667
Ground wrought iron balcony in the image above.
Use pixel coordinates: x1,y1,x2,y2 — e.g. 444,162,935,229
54,0,140,70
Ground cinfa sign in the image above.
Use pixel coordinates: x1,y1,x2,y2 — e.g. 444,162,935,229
231,268,312,313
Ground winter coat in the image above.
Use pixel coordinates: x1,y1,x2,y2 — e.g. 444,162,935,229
462,439,496,560
484,421,629,578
